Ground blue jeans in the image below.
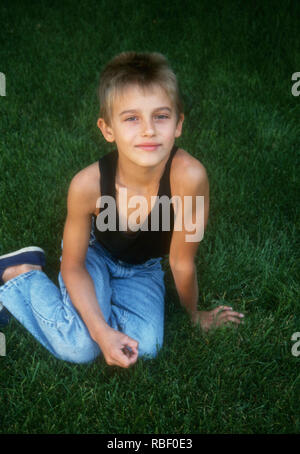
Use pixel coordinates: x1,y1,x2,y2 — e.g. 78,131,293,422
0,231,166,364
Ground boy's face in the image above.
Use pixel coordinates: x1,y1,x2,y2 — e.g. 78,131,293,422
97,84,184,168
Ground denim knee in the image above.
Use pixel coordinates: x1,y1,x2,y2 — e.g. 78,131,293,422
136,325,163,359
52,338,100,364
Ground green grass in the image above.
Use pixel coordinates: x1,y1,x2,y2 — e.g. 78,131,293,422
0,0,299,434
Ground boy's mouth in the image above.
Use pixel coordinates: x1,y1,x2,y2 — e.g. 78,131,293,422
135,143,161,151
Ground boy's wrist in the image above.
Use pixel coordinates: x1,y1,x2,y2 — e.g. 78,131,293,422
90,318,111,343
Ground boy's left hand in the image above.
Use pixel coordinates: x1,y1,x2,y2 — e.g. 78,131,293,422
191,306,245,332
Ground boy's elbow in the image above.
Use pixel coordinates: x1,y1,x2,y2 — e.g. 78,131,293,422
169,258,196,275
60,258,86,281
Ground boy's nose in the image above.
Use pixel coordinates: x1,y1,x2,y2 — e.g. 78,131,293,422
141,119,155,136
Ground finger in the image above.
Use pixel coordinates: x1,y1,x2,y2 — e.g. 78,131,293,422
122,337,139,357
106,344,134,368
125,343,139,356
120,346,138,366
122,350,138,367
218,310,244,320
122,345,138,358
121,346,131,358
106,355,127,368
112,350,133,368
126,336,139,350
127,350,138,365
216,315,243,327
213,306,233,315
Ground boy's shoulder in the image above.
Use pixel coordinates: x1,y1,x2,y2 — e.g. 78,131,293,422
69,161,100,192
171,148,209,195
68,161,100,216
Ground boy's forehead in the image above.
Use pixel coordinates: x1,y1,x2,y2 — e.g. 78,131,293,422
112,84,173,112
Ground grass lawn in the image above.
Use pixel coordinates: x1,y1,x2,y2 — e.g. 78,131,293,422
0,0,299,434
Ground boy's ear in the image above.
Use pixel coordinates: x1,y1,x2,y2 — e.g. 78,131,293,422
97,118,115,143
175,113,184,138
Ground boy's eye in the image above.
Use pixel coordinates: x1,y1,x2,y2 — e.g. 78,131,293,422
125,116,138,121
124,114,170,122
155,114,169,120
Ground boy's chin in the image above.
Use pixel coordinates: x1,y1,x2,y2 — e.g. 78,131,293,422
131,149,170,166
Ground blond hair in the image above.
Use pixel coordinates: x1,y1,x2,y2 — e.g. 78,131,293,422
98,52,183,125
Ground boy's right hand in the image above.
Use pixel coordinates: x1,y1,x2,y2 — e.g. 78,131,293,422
96,325,139,368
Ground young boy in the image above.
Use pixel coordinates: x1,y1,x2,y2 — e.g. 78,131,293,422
0,52,244,368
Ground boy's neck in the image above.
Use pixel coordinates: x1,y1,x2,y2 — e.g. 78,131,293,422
115,153,169,194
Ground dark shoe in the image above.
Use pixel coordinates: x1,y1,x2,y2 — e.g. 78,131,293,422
0,246,46,284
0,303,11,326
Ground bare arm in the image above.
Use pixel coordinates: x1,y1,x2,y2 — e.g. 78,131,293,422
60,169,138,367
60,172,108,340
169,159,209,318
169,158,244,331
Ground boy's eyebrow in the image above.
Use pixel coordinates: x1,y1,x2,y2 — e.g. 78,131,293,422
119,107,172,116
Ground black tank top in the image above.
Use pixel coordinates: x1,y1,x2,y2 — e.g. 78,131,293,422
92,144,178,264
